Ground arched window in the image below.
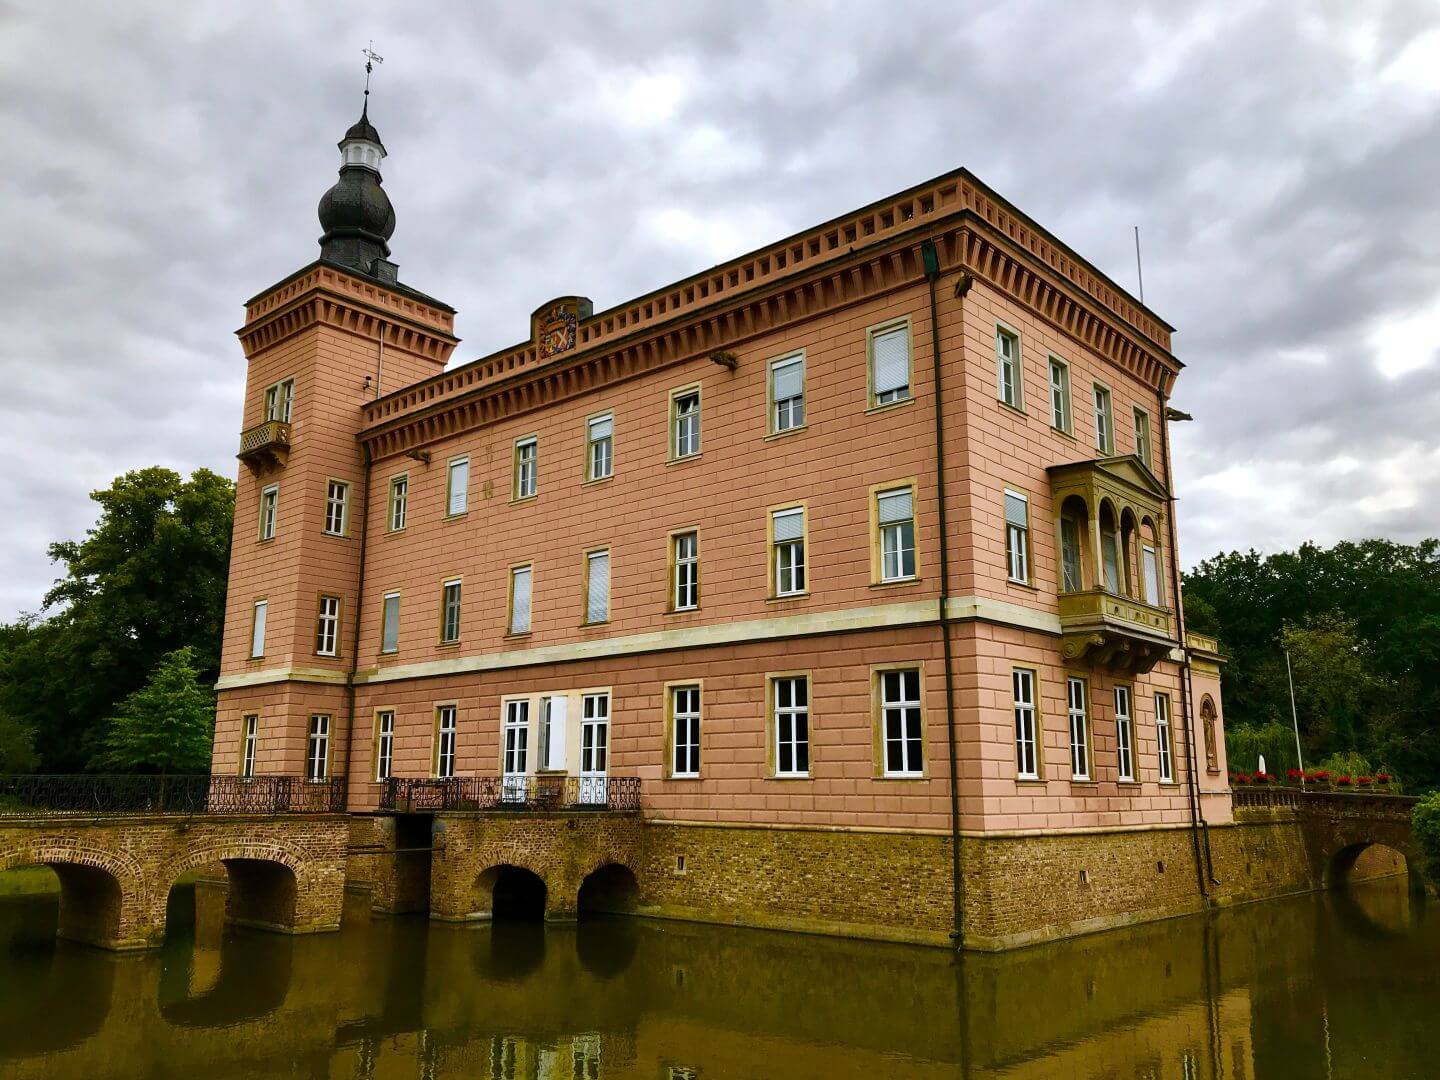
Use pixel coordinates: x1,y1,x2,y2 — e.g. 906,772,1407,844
1099,500,1122,594
1058,495,1089,593
1120,508,1140,598
1201,696,1219,773
1139,518,1164,606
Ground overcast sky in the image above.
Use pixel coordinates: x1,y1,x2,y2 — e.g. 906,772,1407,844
1,1,1437,620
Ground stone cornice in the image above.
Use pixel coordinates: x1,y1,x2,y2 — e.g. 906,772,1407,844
236,286,460,364
357,209,1180,462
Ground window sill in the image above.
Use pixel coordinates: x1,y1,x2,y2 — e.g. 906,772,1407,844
579,620,611,629
1051,426,1077,442
581,475,613,488
764,425,808,443
378,650,398,658
666,774,703,782
1016,776,1046,785
666,454,702,467
503,631,532,641
510,493,537,506
770,773,812,782
246,655,265,663
1007,578,1039,592
1070,779,1097,787
443,512,469,523
870,577,922,590
1116,780,1141,787
665,607,702,617
321,531,350,540
437,641,461,650
997,399,1028,419
385,527,406,535
865,397,915,416
766,591,810,604
877,774,928,782
256,537,275,546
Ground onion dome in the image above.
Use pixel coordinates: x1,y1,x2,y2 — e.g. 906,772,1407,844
317,103,395,275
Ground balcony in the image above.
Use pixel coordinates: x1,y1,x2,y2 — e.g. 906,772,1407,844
237,419,291,473
380,775,641,814
1058,589,1176,674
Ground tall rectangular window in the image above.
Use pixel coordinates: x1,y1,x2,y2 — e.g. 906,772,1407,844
587,414,613,481
1115,685,1135,781
264,378,294,423
1155,692,1175,783
509,565,532,635
1134,408,1153,468
996,327,1022,408
880,668,923,777
1049,357,1072,433
446,456,469,516
306,714,330,781
435,704,457,779
388,475,408,531
375,710,395,782
513,436,538,500
773,675,810,777
323,480,349,536
672,531,699,611
1013,669,1038,779
670,685,701,778
585,549,610,624
380,591,400,654
869,323,911,406
1142,544,1163,606
540,695,568,771
440,579,462,644
258,484,278,541
315,595,340,657
877,486,916,582
241,714,258,779
1004,489,1030,584
671,388,701,459
1068,678,1090,780
503,700,529,776
1060,515,1084,593
1094,385,1114,454
250,599,267,658
771,507,806,597
770,353,806,433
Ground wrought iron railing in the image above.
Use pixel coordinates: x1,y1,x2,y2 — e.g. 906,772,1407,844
380,775,641,814
0,774,347,817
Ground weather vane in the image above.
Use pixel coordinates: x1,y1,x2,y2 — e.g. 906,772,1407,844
362,41,384,103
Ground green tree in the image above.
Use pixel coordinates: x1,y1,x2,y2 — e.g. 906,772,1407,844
0,467,234,770
0,708,38,773
91,647,213,773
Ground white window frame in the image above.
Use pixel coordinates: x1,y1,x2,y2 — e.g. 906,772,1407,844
996,326,1022,409
672,531,699,612
513,436,538,500
1115,685,1135,781
1013,668,1038,780
1093,384,1114,455
671,387,701,460
380,591,400,655
1004,488,1030,585
771,507,807,597
388,474,408,532
508,564,532,635
375,710,395,782
435,703,458,779
1060,514,1085,593
880,668,923,777
264,377,294,423
503,699,530,779
773,675,810,778
1134,407,1152,468
446,456,469,516
440,579,462,644
868,320,913,407
323,479,349,537
1155,692,1175,783
1048,356,1072,433
769,351,806,434
1142,543,1163,606
249,599,267,659
587,413,614,481
584,548,610,624
876,485,917,583
670,684,701,778
315,595,341,657
306,714,330,781
258,484,278,542
241,714,258,779
1067,677,1091,780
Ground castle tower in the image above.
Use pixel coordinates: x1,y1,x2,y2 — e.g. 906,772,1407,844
213,103,458,787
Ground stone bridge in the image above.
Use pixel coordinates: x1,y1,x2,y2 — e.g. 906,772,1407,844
1232,788,1428,897
0,814,349,950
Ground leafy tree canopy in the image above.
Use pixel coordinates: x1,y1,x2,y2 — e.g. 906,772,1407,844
0,467,233,770
1184,539,1440,789
91,647,213,773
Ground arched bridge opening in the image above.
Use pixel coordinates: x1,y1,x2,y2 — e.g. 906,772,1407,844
475,864,548,922
577,862,640,917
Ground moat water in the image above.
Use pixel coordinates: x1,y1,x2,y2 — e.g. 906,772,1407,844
0,874,1434,1078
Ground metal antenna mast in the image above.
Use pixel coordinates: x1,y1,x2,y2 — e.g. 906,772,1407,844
1134,225,1145,304
362,41,384,106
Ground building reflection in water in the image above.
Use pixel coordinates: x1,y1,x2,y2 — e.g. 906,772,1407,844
1,872,1434,1078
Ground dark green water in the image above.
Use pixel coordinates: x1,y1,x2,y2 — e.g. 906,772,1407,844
0,875,1433,1078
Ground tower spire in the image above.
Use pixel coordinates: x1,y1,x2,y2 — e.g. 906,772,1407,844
316,48,395,280
361,41,383,116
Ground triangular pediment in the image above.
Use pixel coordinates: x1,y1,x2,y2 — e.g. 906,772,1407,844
1048,454,1168,501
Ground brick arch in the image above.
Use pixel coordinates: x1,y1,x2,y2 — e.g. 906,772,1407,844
473,861,550,920
575,859,641,915
156,842,312,935
159,841,310,892
0,842,150,949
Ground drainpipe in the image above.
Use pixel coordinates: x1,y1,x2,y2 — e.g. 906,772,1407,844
340,355,379,809
923,238,968,949
1156,383,1214,896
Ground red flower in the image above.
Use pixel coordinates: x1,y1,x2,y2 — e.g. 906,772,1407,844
1286,769,1303,781
1358,776,1373,785
1337,776,1352,785
1313,770,1330,780
1376,774,1392,783
1234,773,1251,785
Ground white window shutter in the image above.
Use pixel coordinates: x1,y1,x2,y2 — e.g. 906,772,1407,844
589,415,612,440
772,508,804,542
587,552,610,622
872,329,909,394
512,568,531,631
546,696,568,771
772,357,804,399
878,488,913,524
1004,492,1028,528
